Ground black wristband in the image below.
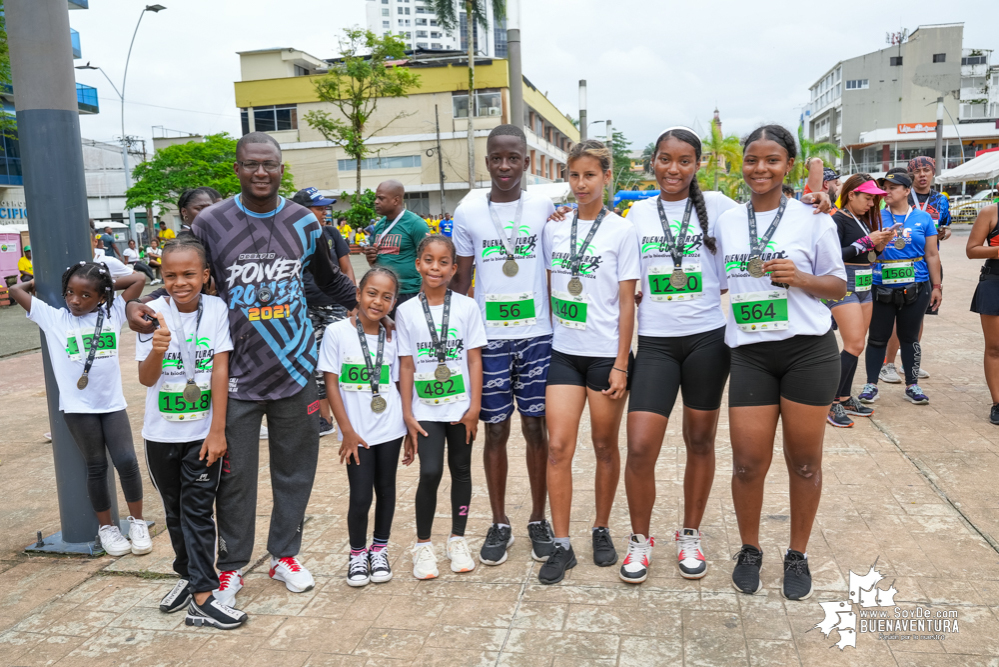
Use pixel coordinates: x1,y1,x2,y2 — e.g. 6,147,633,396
126,298,143,307
612,366,628,376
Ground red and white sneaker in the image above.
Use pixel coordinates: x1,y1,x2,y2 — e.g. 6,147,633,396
213,569,243,607
675,528,707,579
619,534,654,584
269,556,315,593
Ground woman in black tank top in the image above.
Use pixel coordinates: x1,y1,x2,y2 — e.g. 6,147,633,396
966,203,999,423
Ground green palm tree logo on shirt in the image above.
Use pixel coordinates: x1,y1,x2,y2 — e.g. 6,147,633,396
725,240,778,273
482,223,533,258
416,327,460,358
551,239,598,275
641,219,698,256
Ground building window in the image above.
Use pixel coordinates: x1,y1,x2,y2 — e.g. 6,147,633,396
416,18,427,25
430,19,437,26
397,6,403,13
431,42,442,49
398,19,404,26
493,18,508,58
403,192,430,217
431,31,441,38
416,42,428,48
404,7,410,14
294,65,309,76
933,53,946,63
890,56,903,66
452,89,502,118
961,103,988,120
381,0,387,3
405,19,410,25
383,20,389,28
845,79,869,90
337,155,422,171
962,55,987,66
416,30,427,37
253,105,297,132
240,108,249,136
382,8,389,15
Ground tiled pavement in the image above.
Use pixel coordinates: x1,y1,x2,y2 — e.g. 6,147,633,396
2,234,999,665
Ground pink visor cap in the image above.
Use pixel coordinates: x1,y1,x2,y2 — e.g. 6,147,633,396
854,180,887,196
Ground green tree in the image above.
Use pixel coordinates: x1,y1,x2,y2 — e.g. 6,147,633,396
608,130,642,196
340,189,377,230
702,122,742,191
125,133,294,210
0,2,15,140
428,0,505,188
787,122,840,185
304,28,420,197
640,141,655,174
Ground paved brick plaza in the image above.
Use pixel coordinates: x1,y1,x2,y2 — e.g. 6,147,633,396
1,235,998,666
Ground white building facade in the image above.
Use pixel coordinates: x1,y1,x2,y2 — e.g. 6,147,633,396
364,0,506,57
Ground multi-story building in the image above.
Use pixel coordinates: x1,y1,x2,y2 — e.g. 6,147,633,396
234,47,577,215
805,23,999,177
364,0,506,57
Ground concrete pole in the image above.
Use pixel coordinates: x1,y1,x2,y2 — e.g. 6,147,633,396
465,1,476,191
507,0,523,132
934,97,944,177
606,120,613,204
7,0,120,552
578,80,587,142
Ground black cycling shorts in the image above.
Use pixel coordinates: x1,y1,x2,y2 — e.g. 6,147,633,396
547,350,634,392
628,326,730,416
728,331,840,407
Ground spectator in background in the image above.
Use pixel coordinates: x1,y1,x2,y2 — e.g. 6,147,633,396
782,184,797,200
440,213,453,237
179,187,223,233
17,245,32,282
101,226,122,260
145,238,163,284
122,239,155,282
363,180,430,314
157,221,176,243
92,234,133,281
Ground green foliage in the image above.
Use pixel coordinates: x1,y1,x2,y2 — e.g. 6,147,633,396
125,133,295,210
702,122,742,192
640,142,655,174
340,189,377,230
428,0,505,34
0,2,15,140
787,122,840,185
304,28,420,196
697,164,746,201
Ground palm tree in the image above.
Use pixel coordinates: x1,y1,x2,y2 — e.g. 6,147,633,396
701,122,742,191
429,0,506,189
788,122,840,186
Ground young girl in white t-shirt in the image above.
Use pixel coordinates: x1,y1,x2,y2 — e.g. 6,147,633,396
10,261,149,557
317,267,407,588
135,237,244,630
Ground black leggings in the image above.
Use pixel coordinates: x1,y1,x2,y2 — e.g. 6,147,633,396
62,410,143,513
346,437,403,550
865,282,932,386
415,422,472,540
131,262,155,281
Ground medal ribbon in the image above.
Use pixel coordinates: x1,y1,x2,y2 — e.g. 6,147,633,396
376,208,407,249
74,307,106,379
486,195,525,262
354,317,386,396
167,295,204,385
746,196,788,258
419,290,451,366
911,191,929,213
655,197,694,270
891,207,913,245
569,207,608,279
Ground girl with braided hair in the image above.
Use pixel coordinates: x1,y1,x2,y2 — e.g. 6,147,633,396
10,262,150,557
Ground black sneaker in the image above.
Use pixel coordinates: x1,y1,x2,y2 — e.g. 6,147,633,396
731,545,763,595
991,404,999,425
592,527,617,567
479,524,514,565
826,403,854,428
159,579,192,613
185,594,248,630
841,396,874,417
781,550,813,601
538,544,576,585
318,417,336,437
528,520,555,562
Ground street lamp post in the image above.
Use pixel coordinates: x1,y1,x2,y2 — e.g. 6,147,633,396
578,80,587,141
76,4,165,245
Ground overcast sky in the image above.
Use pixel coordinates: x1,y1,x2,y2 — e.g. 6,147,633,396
69,0,999,153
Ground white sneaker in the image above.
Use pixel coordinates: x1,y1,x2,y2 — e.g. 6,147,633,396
446,537,476,573
128,516,152,555
918,367,930,379
412,542,439,580
98,524,131,557
879,363,902,384
213,569,243,607
269,556,315,593
259,425,269,440
42,432,51,442
675,528,707,579
619,534,654,584
346,551,370,587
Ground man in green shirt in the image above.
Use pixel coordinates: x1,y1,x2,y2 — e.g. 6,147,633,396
363,180,430,312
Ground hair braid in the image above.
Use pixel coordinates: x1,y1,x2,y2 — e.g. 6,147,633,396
687,177,716,254
61,261,115,316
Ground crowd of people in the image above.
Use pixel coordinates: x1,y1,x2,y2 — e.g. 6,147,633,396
11,117,992,632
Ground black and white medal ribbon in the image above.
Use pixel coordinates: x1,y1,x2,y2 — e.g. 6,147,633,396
656,197,694,288
567,207,608,296
355,317,387,413
746,195,788,281
419,290,452,381
487,195,525,277
168,295,204,403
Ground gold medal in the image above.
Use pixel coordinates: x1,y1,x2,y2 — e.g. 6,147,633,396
77,374,89,390
434,363,451,381
567,277,583,296
183,381,202,403
669,268,687,289
747,256,765,279
370,394,387,413
502,258,518,277
894,237,906,250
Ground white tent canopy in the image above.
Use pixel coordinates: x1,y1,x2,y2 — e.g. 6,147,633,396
937,152,999,184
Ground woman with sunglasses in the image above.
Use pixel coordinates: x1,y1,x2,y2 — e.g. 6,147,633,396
824,176,895,427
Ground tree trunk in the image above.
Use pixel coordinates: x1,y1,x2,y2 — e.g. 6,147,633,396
356,154,362,200
466,0,476,190
713,156,719,191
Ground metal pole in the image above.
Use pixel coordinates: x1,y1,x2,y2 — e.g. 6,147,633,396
435,104,447,215
934,97,944,177
465,1,476,191
119,10,147,244
507,0,523,134
578,80,587,142
606,120,613,204
7,0,120,554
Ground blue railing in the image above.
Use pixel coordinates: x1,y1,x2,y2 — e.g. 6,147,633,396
76,83,98,114
71,29,81,59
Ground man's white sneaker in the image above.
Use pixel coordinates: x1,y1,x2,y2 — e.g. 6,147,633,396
346,552,370,587
269,556,315,593
98,524,131,557
128,516,152,555
879,363,902,384
412,542,439,580
676,528,707,579
918,367,930,379
213,569,243,607
619,534,654,584
446,537,476,573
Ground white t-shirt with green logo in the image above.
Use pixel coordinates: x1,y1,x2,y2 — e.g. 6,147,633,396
395,292,488,423
453,192,556,340
629,191,738,337
542,211,642,358
136,295,233,443
27,296,128,414
715,198,845,348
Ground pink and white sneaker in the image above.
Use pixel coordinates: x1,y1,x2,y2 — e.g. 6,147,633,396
675,528,707,579
619,534,654,584
269,556,315,593
213,569,243,607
